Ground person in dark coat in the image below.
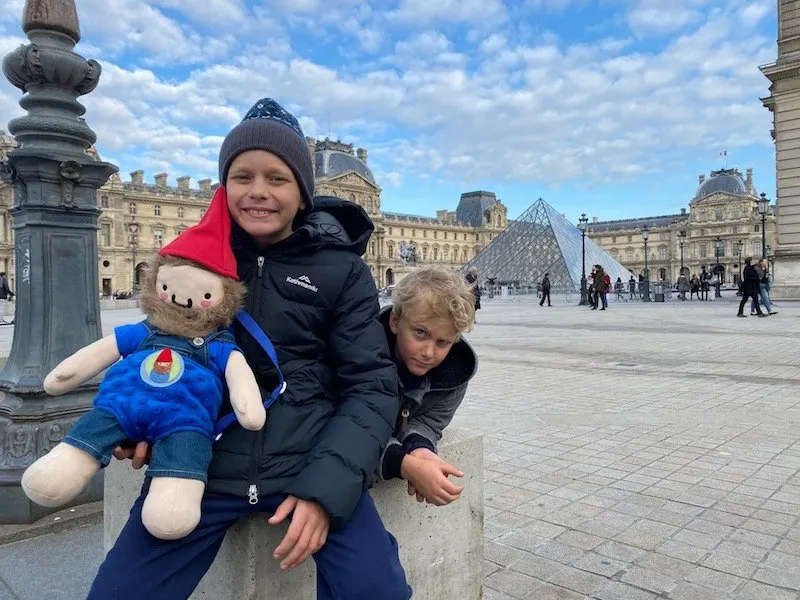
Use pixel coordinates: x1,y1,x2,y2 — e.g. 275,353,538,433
539,273,552,306
97,98,411,600
465,266,481,317
738,257,767,318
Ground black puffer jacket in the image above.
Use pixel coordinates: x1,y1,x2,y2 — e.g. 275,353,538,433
206,197,400,529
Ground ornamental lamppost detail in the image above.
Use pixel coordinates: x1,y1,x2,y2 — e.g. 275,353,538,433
641,225,651,302
714,236,724,298
678,230,686,279
0,0,118,523
578,213,588,305
757,193,769,259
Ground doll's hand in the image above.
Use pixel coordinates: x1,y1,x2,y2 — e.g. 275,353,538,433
268,496,329,570
112,441,151,470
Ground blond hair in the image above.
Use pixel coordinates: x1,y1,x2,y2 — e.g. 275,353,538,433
392,266,475,335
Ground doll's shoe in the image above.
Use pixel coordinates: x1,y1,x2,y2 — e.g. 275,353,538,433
21,443,101,507
142,477,205,540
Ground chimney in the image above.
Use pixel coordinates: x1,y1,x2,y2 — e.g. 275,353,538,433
681,208,687,215
176,176,191,191
746,167,753,193
155,173,168,188
198,178,212,193
698,174,705,185
130,170,144,185
306,137,317,176
357,147,368,164
592,216,599,223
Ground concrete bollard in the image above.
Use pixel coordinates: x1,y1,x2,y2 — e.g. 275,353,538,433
103,427,484,600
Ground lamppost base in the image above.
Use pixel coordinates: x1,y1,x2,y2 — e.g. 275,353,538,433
578,277,588,306
642,278,651,302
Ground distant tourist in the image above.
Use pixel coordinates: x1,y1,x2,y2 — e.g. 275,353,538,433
751,258,777,316
539,273,552,307
592,265,609,311
628,275,636,300
0,271,14,325
676,273,689,301
700,266,711,301
690,274,700,300
615,277,625,301
465,266,481,322
738,257,767,318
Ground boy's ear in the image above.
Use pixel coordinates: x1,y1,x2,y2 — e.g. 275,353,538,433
388,309,399,335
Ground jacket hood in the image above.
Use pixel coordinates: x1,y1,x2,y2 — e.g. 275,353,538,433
300,196,373,255
232,195,374,259
379,305,477,391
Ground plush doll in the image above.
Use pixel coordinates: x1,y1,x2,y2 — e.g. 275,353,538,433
21,189,266,540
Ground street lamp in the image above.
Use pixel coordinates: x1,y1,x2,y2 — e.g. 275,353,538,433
641,225,651,302
128,221,140,291
766,244,773,274
757,193,769,259
714,236,723,298
678,230,686,279
735,239,743,295
578,213,589,305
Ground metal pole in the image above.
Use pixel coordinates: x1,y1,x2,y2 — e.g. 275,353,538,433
761,213,767,259
579,230,588,305
643,239,651,301
0,0,118,523
714,240,722,298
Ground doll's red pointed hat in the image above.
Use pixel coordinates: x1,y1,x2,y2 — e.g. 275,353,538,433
159,187,239,280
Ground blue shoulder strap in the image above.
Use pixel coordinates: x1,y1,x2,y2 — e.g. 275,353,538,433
213,310,286,440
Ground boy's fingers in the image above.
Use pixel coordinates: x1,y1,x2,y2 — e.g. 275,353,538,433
112,446,132,461
268,496,298,527
439,463,464,478
273,514,302,559
281,523,314,569
131,441,150,470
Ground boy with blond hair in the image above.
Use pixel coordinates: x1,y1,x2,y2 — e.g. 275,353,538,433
379,266,478,506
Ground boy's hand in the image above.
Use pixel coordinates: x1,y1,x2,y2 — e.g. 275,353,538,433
268,496,329,570
408,447,443,463
401,455,464,506
112,441,151,469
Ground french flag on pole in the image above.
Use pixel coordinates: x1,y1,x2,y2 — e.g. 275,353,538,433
719,150,727,156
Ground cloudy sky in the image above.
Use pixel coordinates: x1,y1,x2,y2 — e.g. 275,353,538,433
0,0,777,224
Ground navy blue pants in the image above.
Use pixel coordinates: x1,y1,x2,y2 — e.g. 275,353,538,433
88,491,412,600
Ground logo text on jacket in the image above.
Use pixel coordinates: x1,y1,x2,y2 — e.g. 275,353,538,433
286,275,318,293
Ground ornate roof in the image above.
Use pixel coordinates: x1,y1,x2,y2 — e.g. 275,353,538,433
695,168,755,199
314,139,375,184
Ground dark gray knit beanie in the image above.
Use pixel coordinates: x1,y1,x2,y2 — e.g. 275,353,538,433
218,98,314,210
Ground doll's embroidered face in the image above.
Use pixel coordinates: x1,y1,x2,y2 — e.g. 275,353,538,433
139,255,246,339
156,264,225,310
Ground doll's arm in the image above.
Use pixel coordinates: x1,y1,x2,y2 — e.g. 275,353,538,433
224,350,266,431
44,335,121,395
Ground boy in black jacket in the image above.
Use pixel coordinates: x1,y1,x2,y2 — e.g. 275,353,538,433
97,98,410,600
379,266,478,506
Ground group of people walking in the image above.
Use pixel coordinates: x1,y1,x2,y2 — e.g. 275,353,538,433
738,257,776,317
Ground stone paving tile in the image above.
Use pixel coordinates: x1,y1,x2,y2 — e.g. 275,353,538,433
734,580,800,600
485,567,542,598
590,581,658,600
438,300,800,600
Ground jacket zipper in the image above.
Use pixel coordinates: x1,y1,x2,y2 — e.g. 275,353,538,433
246,255,266,504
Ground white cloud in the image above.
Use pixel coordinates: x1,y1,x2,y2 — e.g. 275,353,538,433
0,0,779,196
389,0,507,25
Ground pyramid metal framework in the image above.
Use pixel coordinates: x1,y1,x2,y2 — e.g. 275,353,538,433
464,198,634,293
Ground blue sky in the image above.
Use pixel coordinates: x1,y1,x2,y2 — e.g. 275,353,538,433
0,0,777,226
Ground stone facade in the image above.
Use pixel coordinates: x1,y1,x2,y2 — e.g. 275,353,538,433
0,133,507,293
760,0,800,298
587,168,777,285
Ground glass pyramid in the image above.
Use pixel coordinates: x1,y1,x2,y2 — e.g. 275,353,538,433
464,198,634,292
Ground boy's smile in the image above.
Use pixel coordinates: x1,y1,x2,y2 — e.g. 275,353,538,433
226,150,305,248
389,310,459,377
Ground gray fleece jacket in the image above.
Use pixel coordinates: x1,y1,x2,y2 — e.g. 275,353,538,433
377,305,478,480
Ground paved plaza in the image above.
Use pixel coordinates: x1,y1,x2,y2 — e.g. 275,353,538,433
0,297,799,599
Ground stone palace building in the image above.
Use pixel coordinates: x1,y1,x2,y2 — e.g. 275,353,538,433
586,167,777,286
0,132,508,294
